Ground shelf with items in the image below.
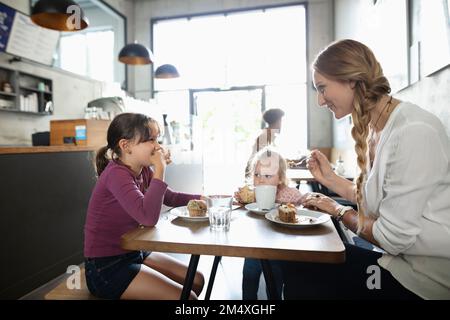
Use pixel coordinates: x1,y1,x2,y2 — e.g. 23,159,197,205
0,98,17,112
0,65,18,112
0,66,53,115
18,71,53,114
0,91,16,97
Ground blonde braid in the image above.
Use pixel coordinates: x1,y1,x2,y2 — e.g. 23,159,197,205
351,83,372,234
352,69,391,233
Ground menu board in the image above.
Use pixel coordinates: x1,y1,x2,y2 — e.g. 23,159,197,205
0,3,60,66
0,2,15,52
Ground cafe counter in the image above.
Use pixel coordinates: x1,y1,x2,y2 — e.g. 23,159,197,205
0,146,98,299
0,145,100,155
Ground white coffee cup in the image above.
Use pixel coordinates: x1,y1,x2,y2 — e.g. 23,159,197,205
255,185,277,210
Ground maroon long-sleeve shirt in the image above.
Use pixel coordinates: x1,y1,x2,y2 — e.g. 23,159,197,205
84,160,200,257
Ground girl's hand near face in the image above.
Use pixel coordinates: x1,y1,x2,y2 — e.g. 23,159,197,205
150,147,166,169
150,147,167,181
164,148,172,165
160,147,172,165
307,150,336,186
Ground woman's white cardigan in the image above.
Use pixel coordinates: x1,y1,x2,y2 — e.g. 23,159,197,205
365,102,450,299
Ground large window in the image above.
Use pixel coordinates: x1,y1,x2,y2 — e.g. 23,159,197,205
153,5,307,193
153,6,307,91
59,29,114,82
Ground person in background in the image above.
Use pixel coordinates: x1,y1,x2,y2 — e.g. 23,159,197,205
84,113,205,300
282,39,450,299
236,148,304,299
245,108,285,179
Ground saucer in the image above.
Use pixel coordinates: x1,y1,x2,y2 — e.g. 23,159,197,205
244,202,278,215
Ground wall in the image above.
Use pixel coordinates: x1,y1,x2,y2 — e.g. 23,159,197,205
333,0,450,173
133,0,335,148
0,0,28,12
0,0,134,146
394,0,450,137
395,68,450,136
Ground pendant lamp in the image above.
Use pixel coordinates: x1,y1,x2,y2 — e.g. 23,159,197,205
31,0,89,31
155,64,180,79
118,43,153,65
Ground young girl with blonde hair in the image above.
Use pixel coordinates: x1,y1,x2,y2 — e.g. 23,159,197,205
237,147,304,299
283,39,450,299
239,147,303,206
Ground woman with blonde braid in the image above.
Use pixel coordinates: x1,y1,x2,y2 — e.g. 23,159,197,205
281,39,450,299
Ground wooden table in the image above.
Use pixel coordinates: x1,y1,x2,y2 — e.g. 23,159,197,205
121,208,345,300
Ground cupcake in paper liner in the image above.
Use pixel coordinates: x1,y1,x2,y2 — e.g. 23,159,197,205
187,199,207,217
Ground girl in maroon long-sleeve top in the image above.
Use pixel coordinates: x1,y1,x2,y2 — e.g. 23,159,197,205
84,113,204,300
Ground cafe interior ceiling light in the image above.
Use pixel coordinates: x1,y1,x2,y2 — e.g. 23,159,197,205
154,64,180,79
118,43,154,65
31,0,89,32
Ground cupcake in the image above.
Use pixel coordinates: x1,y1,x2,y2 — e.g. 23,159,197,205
187,199,207,217
238,185,255,204
278,203,298,223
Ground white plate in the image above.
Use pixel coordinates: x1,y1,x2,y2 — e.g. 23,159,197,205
245,202,279,215
170,206,209,221
265,207,330,227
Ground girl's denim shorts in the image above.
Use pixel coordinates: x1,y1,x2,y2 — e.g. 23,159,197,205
84,250,151,299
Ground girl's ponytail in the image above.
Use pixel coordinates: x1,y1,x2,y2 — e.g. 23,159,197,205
96,145,109,176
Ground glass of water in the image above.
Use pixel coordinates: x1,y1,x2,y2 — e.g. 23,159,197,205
206,195,233,231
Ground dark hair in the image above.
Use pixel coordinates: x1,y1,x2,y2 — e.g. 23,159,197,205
95,113,160,176
263,108,285,126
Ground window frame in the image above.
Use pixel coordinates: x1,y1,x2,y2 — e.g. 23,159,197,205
58,27,115,82
150,1,308,98
151,2,309,152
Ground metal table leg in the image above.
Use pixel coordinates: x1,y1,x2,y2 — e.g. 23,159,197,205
260,259,278,300
180,254,200,300
204,256,222,300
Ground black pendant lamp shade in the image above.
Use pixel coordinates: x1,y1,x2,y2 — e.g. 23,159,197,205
118,43,154,65
31,0,89,32
155,64,180,79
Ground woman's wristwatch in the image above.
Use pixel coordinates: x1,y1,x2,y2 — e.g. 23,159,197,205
335,206,353,222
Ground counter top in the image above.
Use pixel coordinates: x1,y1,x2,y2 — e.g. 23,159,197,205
0,145,100,155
